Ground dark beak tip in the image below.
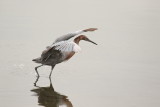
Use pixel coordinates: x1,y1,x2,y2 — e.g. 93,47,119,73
90,41,98,45
92,42,98,45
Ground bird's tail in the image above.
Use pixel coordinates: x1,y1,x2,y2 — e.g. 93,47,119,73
32,57,42,63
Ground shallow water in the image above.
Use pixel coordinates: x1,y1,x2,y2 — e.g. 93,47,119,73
0,0,160,107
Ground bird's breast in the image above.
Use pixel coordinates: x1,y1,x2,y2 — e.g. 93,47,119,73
73,43,81,53
63,52,75,61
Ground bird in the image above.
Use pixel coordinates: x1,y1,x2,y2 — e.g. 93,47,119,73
32,28,98,77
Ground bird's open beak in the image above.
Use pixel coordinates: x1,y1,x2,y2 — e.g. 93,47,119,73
86,38,98,45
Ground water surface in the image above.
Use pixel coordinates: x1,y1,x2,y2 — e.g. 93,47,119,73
0,0,160,107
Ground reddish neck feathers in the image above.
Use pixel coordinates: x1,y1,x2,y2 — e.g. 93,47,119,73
74,36,81,45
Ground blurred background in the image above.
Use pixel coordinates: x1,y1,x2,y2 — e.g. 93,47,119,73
0,0,160,107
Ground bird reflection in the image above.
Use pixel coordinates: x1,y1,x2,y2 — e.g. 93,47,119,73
31,77,73,107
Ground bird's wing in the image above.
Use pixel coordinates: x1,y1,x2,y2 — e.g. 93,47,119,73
41,41,81,62
41,46,57,62
52,41,81,53
53,28,98,43
54,30,84,43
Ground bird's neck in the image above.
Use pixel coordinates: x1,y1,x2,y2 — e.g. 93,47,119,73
74,37,81,45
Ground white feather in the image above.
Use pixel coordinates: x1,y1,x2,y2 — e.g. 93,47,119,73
51,41,81,53
73,43,81,53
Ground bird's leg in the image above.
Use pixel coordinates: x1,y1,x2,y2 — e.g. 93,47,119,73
49,76,52,84
49,77,54,91
35,64,43,77
49,65,55,78
34,76,40,87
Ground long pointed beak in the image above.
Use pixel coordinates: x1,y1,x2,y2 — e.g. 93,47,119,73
86,39,98,45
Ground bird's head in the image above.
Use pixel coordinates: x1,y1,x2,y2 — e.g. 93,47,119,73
78,35,97,45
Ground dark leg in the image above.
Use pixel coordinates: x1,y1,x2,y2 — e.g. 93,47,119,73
49,77,54,90
34,76,40,87
49,65,55,78
49,76,52,84
35,64,43,77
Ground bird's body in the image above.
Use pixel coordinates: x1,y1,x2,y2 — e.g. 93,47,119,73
33,28,97,77
33,41,80,65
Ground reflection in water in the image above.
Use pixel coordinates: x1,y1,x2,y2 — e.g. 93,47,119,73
31,77,73,107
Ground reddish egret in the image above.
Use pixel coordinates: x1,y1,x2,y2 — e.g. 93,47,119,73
32,28,98,77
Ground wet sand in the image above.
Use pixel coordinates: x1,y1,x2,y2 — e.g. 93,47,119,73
0,0,160,107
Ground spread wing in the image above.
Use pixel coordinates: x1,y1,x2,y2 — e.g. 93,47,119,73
52,41,80,52
41,41,81,62
53,28,97,43
40,46,62,62
54,30,84,43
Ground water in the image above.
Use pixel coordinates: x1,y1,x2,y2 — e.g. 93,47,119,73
0,0,160,107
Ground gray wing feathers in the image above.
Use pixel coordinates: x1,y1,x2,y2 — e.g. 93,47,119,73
53,41,75,52
39,41,79,64
54,30,84,43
